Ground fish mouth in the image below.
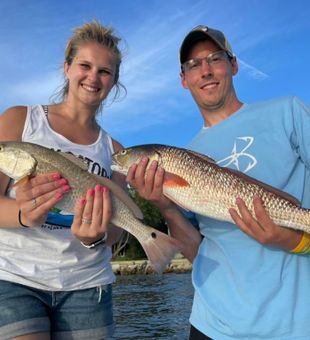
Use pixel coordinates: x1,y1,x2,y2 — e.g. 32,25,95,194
111,163,127,175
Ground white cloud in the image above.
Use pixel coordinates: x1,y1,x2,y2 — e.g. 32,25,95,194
237,59,269,80
1,71,62,109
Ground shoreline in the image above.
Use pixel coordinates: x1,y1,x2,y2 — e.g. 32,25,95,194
111,257,192,275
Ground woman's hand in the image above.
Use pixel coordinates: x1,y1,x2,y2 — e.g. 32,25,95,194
229,195,303,251
15,172,70,227
71,185,112,245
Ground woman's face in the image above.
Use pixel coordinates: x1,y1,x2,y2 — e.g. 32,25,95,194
64,42,118,108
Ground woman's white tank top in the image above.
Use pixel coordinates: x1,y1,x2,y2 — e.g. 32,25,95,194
0,105,115,290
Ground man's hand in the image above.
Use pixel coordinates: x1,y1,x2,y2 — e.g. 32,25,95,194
126,157,175,212
229,195,303,251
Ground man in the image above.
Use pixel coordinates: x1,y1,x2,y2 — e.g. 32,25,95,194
127,25,310,339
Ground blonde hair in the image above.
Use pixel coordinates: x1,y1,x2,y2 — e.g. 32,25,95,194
52,20,126,107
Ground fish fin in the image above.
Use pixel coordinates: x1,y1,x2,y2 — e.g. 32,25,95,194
138,227,182,274
224,167,301,206
93,174,144,220
163,190,190,211
60,153,89,171
12,176,30,188
163,172,190,187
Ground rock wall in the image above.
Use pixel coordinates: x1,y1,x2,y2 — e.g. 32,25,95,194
111,258,192,275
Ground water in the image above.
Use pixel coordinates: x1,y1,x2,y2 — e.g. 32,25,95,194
111,272,194,339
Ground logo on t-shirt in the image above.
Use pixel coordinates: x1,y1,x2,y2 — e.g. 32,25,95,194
217,136,257,173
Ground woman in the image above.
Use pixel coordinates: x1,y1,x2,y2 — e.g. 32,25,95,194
0,20,125,339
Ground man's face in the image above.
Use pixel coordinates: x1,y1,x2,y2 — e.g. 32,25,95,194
180,39,238,113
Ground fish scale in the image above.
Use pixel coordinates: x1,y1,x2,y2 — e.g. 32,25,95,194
112,144,310,234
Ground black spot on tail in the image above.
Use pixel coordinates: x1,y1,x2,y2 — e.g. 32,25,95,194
151,232,157,239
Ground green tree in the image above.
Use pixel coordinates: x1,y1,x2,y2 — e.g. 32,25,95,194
129,188,167,233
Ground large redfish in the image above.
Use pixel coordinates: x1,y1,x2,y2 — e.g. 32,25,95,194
0,141,181,273
112,144,310,233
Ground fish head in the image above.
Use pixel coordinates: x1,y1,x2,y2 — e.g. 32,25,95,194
111,145,161,175
0,142,37,180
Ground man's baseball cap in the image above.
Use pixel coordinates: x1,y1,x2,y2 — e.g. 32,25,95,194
179,25,233,64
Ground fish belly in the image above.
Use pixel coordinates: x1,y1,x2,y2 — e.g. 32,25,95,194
163,186,233,221
164,185,310,233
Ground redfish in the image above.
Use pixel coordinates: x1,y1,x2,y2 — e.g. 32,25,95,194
0,141,181,273
112,144,310,233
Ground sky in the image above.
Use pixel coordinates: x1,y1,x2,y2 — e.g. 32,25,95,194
0,0,309,147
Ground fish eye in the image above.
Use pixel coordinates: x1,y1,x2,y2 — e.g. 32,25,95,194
120,150,127,155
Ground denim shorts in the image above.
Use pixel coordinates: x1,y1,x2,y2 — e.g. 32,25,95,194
0,280,114,339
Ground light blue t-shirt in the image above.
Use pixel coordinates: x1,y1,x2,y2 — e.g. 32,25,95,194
188,96,310,339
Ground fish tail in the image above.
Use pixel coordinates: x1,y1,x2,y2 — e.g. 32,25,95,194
137,227,182,274
111,198,182,274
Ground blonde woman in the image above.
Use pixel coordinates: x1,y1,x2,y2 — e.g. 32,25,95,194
0,20,125,339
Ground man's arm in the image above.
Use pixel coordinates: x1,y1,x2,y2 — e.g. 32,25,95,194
126,156,202,262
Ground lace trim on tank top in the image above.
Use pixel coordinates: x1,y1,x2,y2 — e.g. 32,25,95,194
42,105,48,117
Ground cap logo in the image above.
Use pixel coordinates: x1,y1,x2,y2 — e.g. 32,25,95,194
200,26,208,32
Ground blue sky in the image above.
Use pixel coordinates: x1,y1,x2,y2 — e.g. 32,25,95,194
0,0,309,147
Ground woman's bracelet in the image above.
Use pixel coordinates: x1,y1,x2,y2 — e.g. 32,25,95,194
18,209,31,228
80,233,108,249
290,231,310,254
